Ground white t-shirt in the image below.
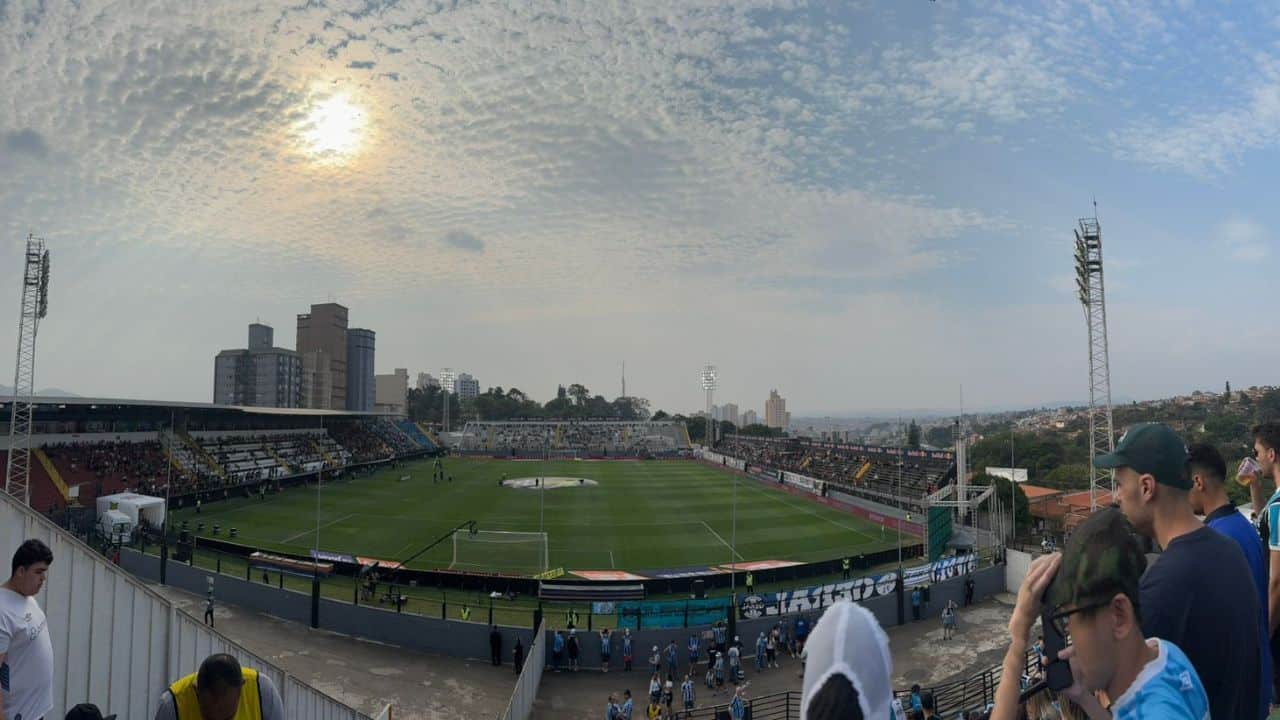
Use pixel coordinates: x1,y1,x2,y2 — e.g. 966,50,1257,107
0,587,54,720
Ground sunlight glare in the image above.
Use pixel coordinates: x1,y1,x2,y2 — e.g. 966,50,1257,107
300,93,366,161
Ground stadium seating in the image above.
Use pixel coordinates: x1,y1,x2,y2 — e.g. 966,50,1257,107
394,419,437,451
5,418,428,511
455,420,689,455
717,437,955,503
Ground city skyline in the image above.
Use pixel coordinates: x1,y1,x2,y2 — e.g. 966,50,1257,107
4,2,1280,416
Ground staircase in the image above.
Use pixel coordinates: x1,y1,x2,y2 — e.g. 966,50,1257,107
263,444,293,474
855,461,872,483
179,431,228,482
310,439,336,467
33,448,71,503
416,422,441,449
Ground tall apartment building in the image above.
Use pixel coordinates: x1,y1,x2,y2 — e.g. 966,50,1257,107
301,350,333,409
213,324,303,408
765,389,790,429
722,403,740,426
297,303,348,410
417,372,440,390
374,368,410,415
455,372,480,400
741,409,759,427
346,328,376,411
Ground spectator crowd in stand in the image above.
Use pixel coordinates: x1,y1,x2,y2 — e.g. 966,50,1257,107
716,436,953,504
456,421,687,455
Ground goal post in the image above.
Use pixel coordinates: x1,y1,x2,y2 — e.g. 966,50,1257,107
451,529,549,575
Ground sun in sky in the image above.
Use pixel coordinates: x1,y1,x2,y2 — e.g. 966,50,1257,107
298,92,367,161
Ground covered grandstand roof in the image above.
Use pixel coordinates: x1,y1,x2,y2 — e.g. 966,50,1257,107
0,395,390,417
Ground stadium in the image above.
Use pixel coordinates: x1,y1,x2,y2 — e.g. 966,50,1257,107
17,1,1262,718
1,395,1019,719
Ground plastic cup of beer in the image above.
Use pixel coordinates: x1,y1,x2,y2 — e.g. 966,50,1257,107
1238,456,1262,486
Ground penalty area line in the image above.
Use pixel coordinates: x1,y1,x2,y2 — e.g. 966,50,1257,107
700,521,745,561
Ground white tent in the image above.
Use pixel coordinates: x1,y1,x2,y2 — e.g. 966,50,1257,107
96,492,166,529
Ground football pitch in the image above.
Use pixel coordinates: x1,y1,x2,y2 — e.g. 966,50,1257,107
171,457,910,575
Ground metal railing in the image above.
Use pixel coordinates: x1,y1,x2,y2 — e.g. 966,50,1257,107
498,619,546,720
669,648,1035,720
673,690,799,720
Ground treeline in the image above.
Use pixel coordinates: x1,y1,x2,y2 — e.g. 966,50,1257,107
407,383,652,424
963,385,1280,508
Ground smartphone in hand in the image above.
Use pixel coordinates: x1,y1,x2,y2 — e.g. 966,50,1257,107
1040,581,1073,692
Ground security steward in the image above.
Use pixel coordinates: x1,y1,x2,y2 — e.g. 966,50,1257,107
154,653,284,720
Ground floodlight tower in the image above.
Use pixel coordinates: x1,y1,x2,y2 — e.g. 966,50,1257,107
440,368,456,433
5,235,51,505
1074,215,1115,510
701,365,717,446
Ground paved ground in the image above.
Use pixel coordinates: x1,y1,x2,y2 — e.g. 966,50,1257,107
151,584,516,720
154,581,1018,720
532,595,1020,720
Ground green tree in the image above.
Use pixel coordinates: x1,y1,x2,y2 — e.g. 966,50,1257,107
907,420,921,449
1257,388,1280,423
924,424,953,449
1202,413,1246,447
738,423,784,438
973,472,1031,531
567,384,591,407
1039,463,1090,491
651,410,670,421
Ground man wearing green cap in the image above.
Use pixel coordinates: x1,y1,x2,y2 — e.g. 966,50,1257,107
992,508,1208,720
1101,422,1264,720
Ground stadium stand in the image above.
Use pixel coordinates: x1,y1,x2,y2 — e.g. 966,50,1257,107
455,420,689,456
717,436,955,507
0,398,437,512
395,419,438,450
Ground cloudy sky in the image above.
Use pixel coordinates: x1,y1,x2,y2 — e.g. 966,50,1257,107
2,0,1278,417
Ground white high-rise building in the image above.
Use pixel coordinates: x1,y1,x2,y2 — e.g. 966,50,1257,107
455,372,480,400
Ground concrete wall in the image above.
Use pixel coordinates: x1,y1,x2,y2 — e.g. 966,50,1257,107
542,565,1004,669
0,431,159,449
123,549,533,662
122,553,1003,669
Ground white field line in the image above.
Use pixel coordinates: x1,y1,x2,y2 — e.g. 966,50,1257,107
279,513,354,544
701,521,745,561
736,480,877,541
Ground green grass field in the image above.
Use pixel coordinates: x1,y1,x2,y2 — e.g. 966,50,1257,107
171,457,908,575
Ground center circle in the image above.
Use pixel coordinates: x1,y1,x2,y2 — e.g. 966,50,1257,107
501,476,598,489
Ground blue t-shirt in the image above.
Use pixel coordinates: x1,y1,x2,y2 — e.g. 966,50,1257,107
1141,525,1263,720
1110,639,1208,720
1206,503,1272,712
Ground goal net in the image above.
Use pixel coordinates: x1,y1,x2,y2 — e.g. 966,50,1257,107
451,530,549,575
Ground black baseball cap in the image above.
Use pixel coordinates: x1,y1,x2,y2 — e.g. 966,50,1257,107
65,704,117,720
1093,422,1190,490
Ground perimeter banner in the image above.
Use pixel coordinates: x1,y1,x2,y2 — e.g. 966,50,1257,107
765,571,899,617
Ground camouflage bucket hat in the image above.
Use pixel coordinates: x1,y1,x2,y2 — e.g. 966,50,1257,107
1050,507,1147,611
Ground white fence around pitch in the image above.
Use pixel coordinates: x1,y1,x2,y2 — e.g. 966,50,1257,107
498,619,546,720
0,489,373,720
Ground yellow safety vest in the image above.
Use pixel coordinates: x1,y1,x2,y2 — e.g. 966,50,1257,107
461,606,472,620
170,667,263,720
746,573,754,586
